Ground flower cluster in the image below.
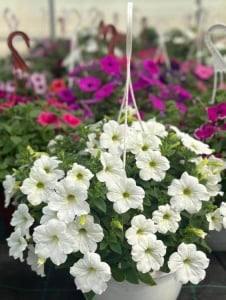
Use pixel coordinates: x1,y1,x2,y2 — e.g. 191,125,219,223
4,117,226,298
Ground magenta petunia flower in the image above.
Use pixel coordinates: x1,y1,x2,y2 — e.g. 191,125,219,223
149,95,166,111
207,103,226,122
93,83,115,100
61,113,81,127
194,124,217,140
176,101,187,114
143,59,159,75
194,64,213,80
58,88,75,103
37,111,60,127
100,55,120,75
77,77,101,92
173,85,192,100
132,77,150,91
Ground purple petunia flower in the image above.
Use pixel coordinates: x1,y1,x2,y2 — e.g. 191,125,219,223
173,85,192,100
207,103,226,122
143,59,159,75
93,83,115,100
77,76,101,92
100,55,120,75
194,124,217,140
58,88,75,104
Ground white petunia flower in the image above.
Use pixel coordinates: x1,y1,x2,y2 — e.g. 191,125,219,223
168,243,209,284
70,252,111,295
47,135,64,153
20,167,57,205
67,215,104,254
99,120,124,154
131,235,166,273
107,177,145,214
40,206,58,224
125,214,157,245
27,245,45,277
33,154,64,180
86,133,101,157
7,229,27,262
131,119,168,137
10,204,34,238
3,174,16,207
48,178,89,223
136,150,170,181
219,202,226,229
33,219,74,265
127,131,161,155
96,152,125,184
66,163,93,189
152,204,181,234
206,208,223,231
181,134,213,155
168,172,210,213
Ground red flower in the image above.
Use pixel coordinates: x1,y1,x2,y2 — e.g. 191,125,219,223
61,113,81,127
37,111,60,127
49,79,66,93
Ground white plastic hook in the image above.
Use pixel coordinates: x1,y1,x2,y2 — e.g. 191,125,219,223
205,24,226,104
3,8,19,31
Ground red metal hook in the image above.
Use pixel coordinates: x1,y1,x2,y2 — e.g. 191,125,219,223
7,30,30,71
100,23,118,55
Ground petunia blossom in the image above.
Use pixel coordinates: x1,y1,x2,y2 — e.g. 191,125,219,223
100,55,120,75
37,111,60,128
77,76,101,92
61,113,81,127
207,102,226,122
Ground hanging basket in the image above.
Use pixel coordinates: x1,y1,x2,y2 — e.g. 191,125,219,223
206,229,226,251
94,272,182,300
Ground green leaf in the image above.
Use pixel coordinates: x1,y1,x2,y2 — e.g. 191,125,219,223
84,291,95,300
124,268,139,284
94,197,107,213
109,242,122,254
111,267,126,282
10,136,22,145
138,272,156,286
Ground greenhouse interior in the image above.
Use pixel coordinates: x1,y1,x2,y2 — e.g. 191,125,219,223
1,0,226,299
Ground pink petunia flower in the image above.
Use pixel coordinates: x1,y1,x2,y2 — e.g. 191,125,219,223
176,101,187,114
194,64,214,80
100,55,120,75
149,95,166,111
61,113,81,127
77,77,101,92
194,124,217,140
173,85,192,100
207,103,226,122
37,111,60,127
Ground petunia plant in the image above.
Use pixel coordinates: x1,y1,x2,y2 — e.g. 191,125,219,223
3,113,226,299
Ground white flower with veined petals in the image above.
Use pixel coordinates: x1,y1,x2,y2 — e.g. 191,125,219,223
219,202,226,229
3,174,16,207
131,235,166,273
33,219,74,266
20,167,57,205
136,150,170,181
70,252,111,295
168,172,210,213
181,134,213,155
125,214,157,245
7,229,27,262
33,155,64,180
152,204,181,234
99,120,124,154
132,119,168,137
127,131,161,155
40,206,58,224
86,133,100,157
107,177,145,214
67,215,104,254
67,163,93,189
206,208,223,231
48,178,89,223
168,243,209,284
96,152,125,184
10,204,34,238
27,245,45,277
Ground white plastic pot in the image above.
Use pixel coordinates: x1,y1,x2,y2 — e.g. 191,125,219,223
94,272,182,300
